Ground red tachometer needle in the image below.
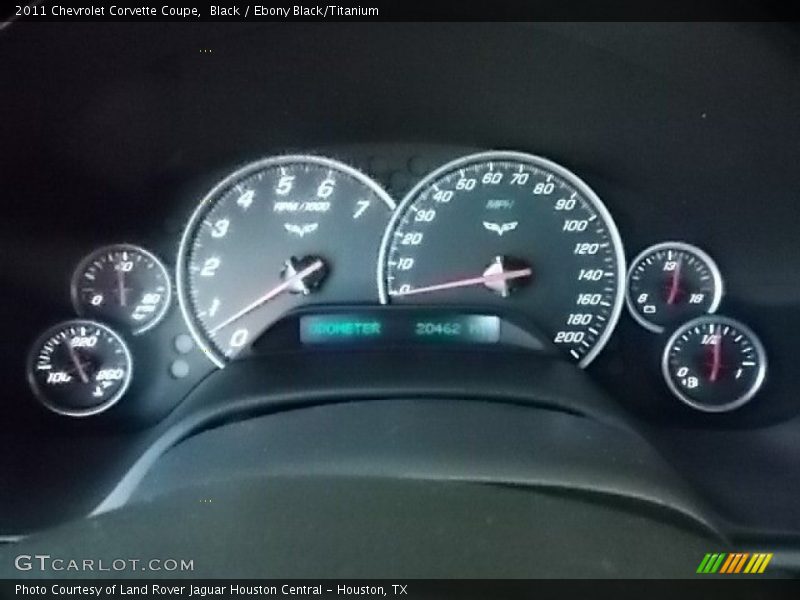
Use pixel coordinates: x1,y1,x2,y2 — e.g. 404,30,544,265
709,325,722,382
391,266,532,298
666,258,682,305
209,259,325,334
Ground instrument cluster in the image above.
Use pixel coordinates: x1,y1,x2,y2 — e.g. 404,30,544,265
25,150,768,419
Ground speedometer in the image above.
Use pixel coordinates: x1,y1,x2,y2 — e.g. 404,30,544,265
177,155,395,367
378,151,625,367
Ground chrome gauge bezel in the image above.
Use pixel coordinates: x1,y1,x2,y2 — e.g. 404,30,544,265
625,241,724,333
377,150,627,368
661,315,767,413
176,154,397,368
71,243,173,335
26,319,133,418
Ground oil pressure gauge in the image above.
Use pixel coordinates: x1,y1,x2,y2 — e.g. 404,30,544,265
27,319,133,417
626,242,722,333
72,244,171,334
662,315,766,413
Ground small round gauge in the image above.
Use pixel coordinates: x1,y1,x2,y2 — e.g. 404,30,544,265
662,315,766,413
177,155,395,367
626,242,723,333
72,244,171,334
378,151,625,367
27,320,133,417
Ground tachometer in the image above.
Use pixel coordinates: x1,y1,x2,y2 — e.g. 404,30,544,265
378,151,625,367
177,155,395,367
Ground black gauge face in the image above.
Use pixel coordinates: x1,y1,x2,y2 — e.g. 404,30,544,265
663,316,766,413
72,244,171,334
27,320,132,417
626,242,723,333
379,151,626,367
178,155,395,367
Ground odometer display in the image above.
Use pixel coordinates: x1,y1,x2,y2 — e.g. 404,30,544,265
379,151,626,367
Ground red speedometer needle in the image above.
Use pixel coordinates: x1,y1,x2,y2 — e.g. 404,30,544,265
209,259,325,334
666,258,682,305
391,264,532,298
709,324,723,382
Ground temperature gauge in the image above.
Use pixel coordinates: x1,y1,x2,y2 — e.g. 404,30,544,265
662,315,766,413
27,319,133,417
72,244,171,334
626,242,722,333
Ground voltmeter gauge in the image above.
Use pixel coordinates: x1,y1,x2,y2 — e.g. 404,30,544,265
626,242,723,333
27,320,132,417
662,315,767,413
72,244,171,334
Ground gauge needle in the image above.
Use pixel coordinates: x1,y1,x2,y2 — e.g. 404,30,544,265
391,265,532,298
67,343,90,384
709,325,722,382
666,258,682,305
116,263,128,307
209,259,325,334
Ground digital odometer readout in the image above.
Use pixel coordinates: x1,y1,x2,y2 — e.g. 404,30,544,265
300,314,500,346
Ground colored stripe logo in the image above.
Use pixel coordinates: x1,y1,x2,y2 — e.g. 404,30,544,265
697,553,773,574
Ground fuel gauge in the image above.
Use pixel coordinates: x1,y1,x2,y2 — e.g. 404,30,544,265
626,242,723,332
662,315,766,413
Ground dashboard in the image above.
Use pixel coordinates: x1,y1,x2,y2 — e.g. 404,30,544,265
2,21,800,558
22,148,769,416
